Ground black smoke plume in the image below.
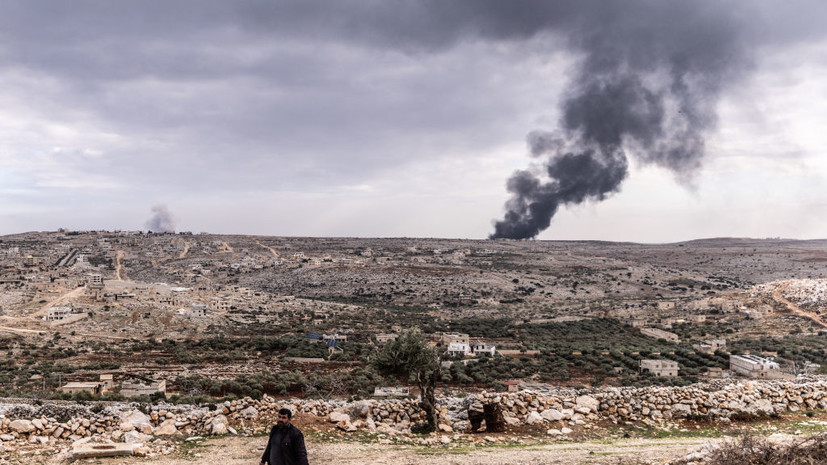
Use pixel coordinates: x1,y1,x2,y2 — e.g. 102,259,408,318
145,204,176,233
491,2,749,239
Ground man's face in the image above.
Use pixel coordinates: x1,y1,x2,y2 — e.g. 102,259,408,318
277,413,290,426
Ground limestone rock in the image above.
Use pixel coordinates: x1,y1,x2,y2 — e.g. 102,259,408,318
541,409,565,422
525,411,544,425
438,423,453,433
329,412,351,424
154,419,178,436
575,396,599,413
239,406,258,419
122,410,151,428
10,420,35,434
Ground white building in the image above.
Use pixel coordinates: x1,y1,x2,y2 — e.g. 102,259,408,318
730,354,781,378
471,340,496,356
446,341,471,357
45,306,72,321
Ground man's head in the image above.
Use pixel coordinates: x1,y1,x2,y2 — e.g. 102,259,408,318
277,408,292,426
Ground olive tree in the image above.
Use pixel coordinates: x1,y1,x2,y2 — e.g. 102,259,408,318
372,329,440,432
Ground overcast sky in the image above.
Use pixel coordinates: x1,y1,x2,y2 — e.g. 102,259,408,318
1,1,826,242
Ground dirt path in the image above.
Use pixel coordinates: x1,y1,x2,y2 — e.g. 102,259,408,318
115,250,126,281
772,281,827,328
33,286,86,318
50,435,715,465
254,238,280,259
0,325,47,336
178,241,190,259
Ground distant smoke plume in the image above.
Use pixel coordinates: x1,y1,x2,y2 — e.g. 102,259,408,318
145,204,176,233
490,2,749,239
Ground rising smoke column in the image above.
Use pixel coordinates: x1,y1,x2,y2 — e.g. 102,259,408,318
145,204,177,233
490,2,749,239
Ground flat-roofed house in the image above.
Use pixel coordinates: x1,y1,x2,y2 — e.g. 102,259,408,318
730,354,782,378
639,359,679,377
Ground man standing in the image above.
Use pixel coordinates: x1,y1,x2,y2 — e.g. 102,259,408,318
260,408,309,465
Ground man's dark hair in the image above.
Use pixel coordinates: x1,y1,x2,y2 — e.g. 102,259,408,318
278,408,292,419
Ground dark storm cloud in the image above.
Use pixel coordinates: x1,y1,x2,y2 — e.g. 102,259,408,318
0,0,825,236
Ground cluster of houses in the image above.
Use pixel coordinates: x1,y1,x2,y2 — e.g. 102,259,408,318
59,374,166,398
441,333,497,357
637,351,796,380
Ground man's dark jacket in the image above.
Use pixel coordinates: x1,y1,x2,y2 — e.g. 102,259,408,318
261,423,309,465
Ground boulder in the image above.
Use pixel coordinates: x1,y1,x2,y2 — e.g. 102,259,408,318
336,420,357,432
541,409,565,422
749,399,774,415
575,396,600,413
329,412,351,424
122,410,151,428
211,422,228,435
123,431,150,444
348,401,371,419
672,404,691,417
9,420,35,434
525,411,544,425
239,406,258,419
153,419,178,436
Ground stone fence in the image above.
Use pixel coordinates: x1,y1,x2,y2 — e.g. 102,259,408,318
1,379,826,452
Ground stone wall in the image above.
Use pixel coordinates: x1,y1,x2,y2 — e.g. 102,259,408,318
1,379,827,457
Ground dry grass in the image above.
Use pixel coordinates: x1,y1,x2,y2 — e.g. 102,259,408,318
672,433,827,465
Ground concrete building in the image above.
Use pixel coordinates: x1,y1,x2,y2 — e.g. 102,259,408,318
87,273,103,289
640,327,680,342
375,333,398,344
120,379,166,398
730,354,781,378
190,302,207,317
60,375,112,395
693,339,726,354
446,341,471,357
60,382,105,395
639,359,679,377
471,340,496,356
45,306,72,321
